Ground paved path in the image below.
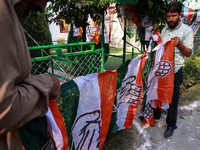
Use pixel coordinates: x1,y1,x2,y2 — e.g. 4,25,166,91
133,101,200,150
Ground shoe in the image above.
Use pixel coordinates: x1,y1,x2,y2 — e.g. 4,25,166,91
164,127,175,139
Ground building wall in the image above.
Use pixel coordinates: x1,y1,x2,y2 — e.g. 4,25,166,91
49,22,69,44
48,11,139,48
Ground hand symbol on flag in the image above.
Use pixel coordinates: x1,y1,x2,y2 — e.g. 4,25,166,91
72,110,101,150
155,60,172,78
87,25,98,34
191,21,199,33
144,60,172,94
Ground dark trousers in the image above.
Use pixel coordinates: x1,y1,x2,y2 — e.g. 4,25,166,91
154,68,182,128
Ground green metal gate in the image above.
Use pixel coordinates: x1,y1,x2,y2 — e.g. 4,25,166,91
29,42,105,83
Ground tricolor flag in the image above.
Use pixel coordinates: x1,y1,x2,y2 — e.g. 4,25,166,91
60,70,117,150
137,15,154,42
73,23,82,37
105,5,115,44
140,40,175,126
182,5,200,34
46,100,68,150
111,54,147,131
125,4,139,26
86,15,100,44
73,6,114,45
146,30,162,53
182,5,194,26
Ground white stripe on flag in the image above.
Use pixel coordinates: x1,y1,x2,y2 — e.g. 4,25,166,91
145,26,153,41
182,6,190,25
190,10,200,33
147,34,159,53
86,15,93,42
72,73,101,150
46,108,64,150
146,43,165,108
116,55,145,130
73,24,81,37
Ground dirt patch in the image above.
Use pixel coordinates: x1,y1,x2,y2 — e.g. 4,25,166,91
102,126,139,150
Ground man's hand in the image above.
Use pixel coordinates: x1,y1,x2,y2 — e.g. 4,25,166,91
171,37,192,57
48,74,61,100
171,37,181,46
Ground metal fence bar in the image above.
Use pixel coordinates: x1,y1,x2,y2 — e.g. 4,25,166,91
29,42,96,50
30,42,104,83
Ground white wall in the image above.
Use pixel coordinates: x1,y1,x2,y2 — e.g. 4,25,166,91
109,12,140,49
110,12,124,48
48,9,139,48
49,22,68,44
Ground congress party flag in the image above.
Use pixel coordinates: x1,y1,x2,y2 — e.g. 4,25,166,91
182,5,200,34
146,30,162,53
60,70,117,150
182,5,194,26
116,54,147,130
140,40,175,126
46,100,68,150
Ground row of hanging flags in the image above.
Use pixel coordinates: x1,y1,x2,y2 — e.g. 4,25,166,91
122,2,200,42
182,5,200,35
72,5,115,44
70,3,200,45
44,32,175,149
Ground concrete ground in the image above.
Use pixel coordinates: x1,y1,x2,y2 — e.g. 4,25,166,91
133,101,200,150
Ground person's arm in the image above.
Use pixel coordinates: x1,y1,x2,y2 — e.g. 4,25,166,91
171,37,192,57
0,0,60,135
0,74,61,135
171,26,194,57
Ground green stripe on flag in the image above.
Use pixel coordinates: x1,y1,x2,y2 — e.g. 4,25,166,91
60,80,80,148
189,9,198,26
108,60,130,135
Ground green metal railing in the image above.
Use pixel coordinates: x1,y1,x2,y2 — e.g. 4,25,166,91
29,42,105,83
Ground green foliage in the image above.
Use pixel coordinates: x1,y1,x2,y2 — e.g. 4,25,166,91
21,11,52,74
136,0,185,32
47,0,113,28
21,11,52,47
137,0,167,31
181,55,200,93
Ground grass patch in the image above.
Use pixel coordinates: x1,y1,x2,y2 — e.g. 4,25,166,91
105,47,140,71
179,82,200,106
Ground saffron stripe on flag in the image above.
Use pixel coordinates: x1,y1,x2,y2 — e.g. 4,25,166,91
98,70,118,150
123,54,147,128
156,40,175,105
71,71,117,150
140,40,175,126
49,100,68,150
